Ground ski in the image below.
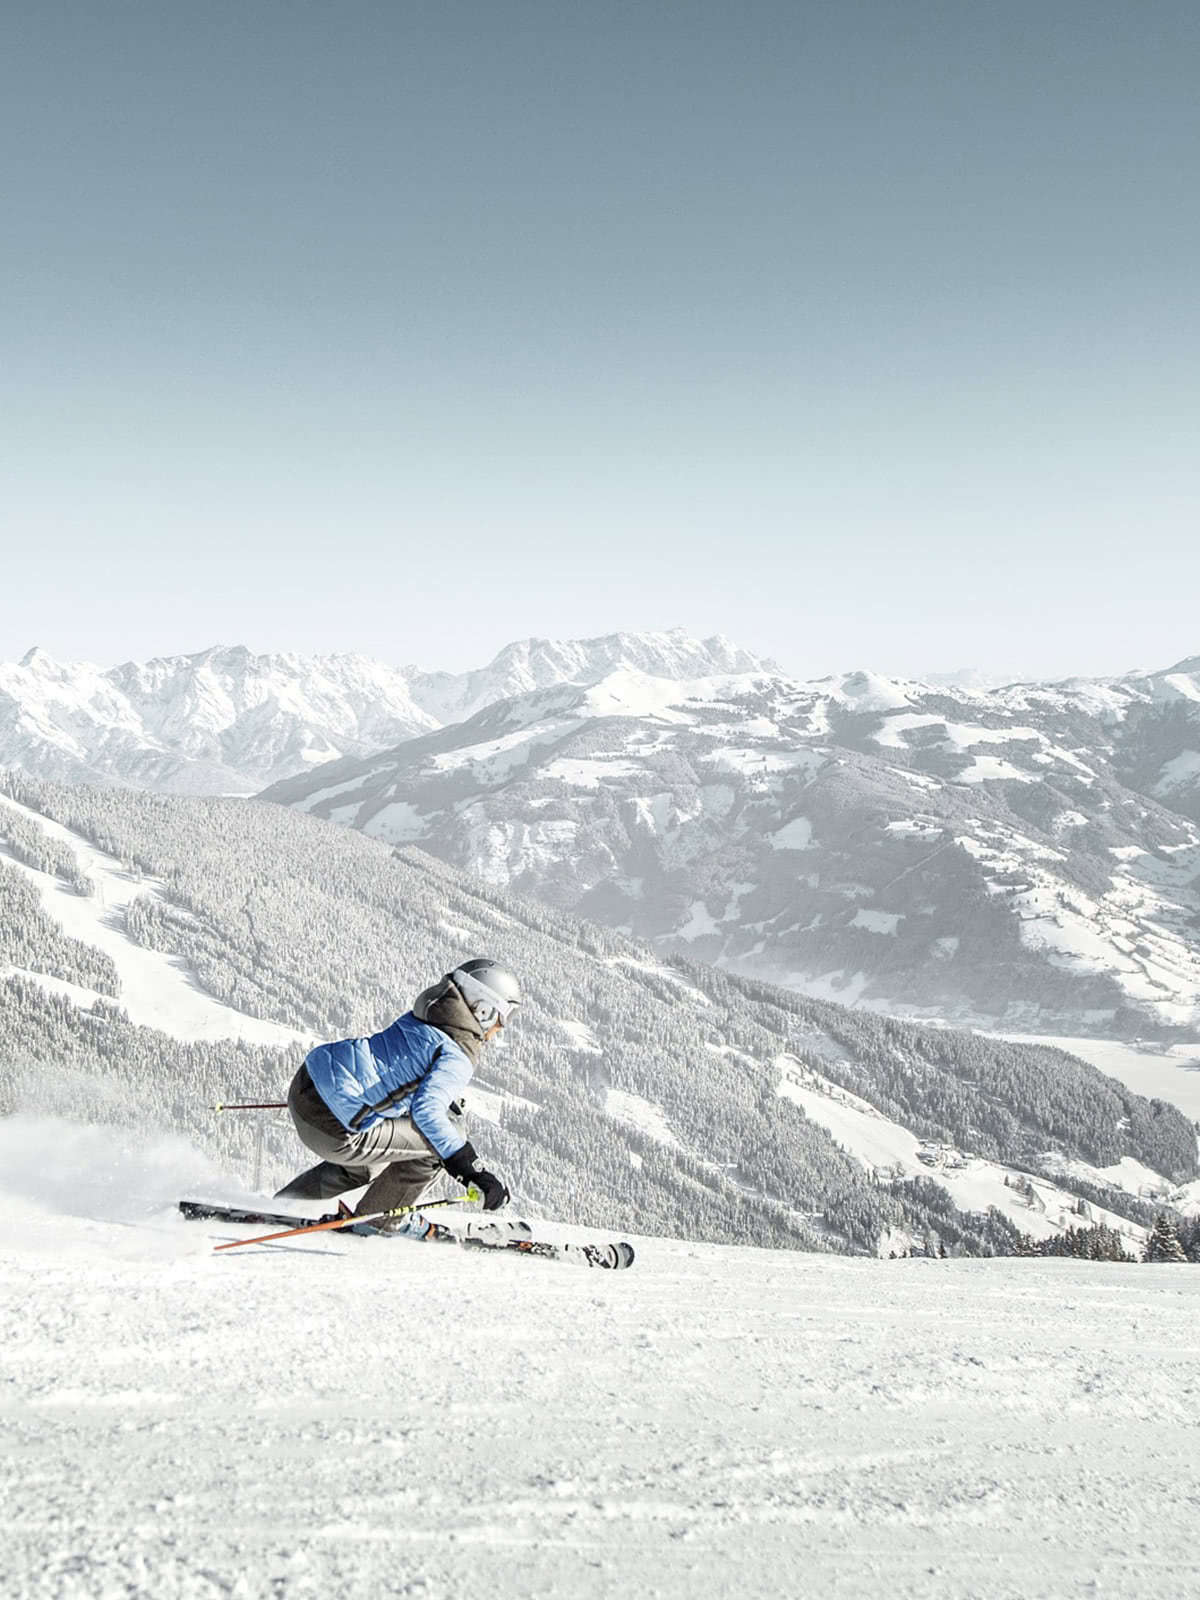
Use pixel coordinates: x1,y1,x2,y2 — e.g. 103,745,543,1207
177,1198,520,1237
416,1214,636,1270
179,1200,326,1229
178,1199,635,1270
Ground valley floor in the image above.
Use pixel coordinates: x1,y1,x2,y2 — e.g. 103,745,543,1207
3,1174,1199,1600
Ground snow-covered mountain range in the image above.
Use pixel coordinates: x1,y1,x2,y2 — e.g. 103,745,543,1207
4,630,1199,1036
0,631,768,794
404,629,772,726
262,655,1200,1038
0,644,436,793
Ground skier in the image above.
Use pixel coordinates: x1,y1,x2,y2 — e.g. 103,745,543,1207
275,958,521,1217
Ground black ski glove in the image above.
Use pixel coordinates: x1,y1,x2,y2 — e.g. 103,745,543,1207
443,1140,510,1211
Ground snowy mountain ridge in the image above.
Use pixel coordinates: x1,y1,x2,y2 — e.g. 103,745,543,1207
3,635,1196,804
5,633,1200,1036
264,657,1200,1038
404,628,773,725
0,630,772,794
0,643,438,794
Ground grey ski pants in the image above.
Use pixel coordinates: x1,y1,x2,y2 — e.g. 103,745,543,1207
275,1065,460,1216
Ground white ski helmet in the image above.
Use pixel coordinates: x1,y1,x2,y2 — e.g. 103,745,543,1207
451,958,523,1030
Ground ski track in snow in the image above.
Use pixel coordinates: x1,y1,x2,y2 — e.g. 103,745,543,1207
3,1123,1200,1600
0,793,307,1047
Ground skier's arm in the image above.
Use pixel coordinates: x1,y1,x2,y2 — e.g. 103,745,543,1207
408,1046,474,1160
410,1040,509,1211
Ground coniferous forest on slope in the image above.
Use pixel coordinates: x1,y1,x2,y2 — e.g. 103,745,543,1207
1,771,1195,1257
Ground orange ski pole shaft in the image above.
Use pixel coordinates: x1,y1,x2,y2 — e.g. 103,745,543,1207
212,1188,483,1252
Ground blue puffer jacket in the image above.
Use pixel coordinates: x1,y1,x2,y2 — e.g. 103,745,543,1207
304,1011,473,1160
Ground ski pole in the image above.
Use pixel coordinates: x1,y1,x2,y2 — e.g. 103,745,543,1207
211,1101,287,1112
212,1188,484,1253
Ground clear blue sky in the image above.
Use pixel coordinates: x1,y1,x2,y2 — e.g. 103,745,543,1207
2,1,1197,679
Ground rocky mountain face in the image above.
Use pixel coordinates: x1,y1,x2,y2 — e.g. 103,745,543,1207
0,631,763,795
1110,656,1200,826
262,659,1200,1038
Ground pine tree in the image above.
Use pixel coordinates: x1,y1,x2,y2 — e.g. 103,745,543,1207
1143,1213,1187,1263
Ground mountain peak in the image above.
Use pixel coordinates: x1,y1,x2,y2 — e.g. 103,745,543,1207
481,628,772,674
819,669,921,712
403,628,774,726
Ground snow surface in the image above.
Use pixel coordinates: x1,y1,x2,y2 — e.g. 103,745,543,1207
873,715,1045,753
542,756,642,789
850,908,903,935
825,669,917,712
1155,749,1200,794
0,964,110,1012
579,668,717,723
777,1059,921,1172
557,1019,602,1054
609,956,713,1006
414,634,772,726
952,755,1031,784
1161,672,1200,703
458,1084,541,1126
1,635,774,795
604,1089,678,1146
364,800,428,843
4,1117,1199,1600
770,816,814,851
676,900,720,941
431,719,575,779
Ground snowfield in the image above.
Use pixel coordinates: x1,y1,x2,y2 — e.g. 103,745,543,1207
3,1121,1200,1600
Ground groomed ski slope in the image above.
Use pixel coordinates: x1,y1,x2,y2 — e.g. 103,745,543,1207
3,1122,1199,1600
